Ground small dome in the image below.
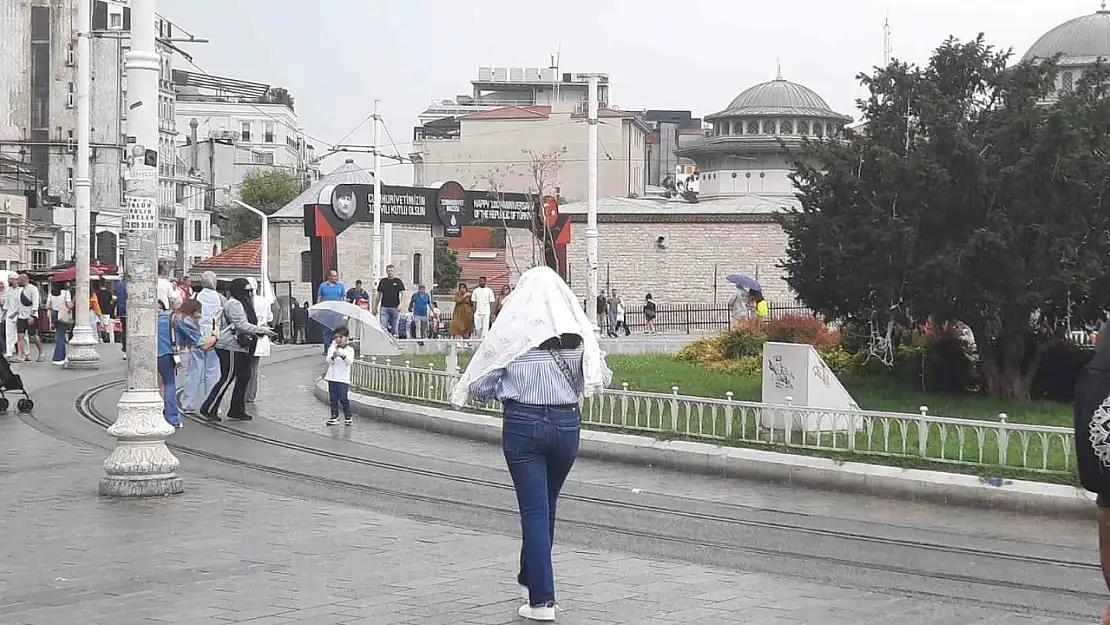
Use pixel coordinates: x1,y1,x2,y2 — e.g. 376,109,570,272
1023,9,1110,62
711,77,846,119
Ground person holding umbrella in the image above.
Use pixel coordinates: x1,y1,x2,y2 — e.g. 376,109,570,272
726,274,760,329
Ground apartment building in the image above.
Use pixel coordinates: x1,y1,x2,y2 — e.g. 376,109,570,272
411,67,647,202
0,0,201,270
174,70,320,210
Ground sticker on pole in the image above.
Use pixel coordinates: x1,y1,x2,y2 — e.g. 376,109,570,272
125,197,157,232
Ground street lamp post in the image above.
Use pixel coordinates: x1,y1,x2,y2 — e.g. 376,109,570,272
585,74,600,335
100,0,183,498
66,0,99,369
231,199,269,298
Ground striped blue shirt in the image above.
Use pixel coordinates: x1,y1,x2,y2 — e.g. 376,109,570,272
469,345,613,406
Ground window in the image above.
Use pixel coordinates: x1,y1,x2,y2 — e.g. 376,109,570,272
746,121,759,134
780,120,794,134
264,122,275,143
412,252,423,285
67,167,74,191
251,151,274,165
31,249,49,270
66,82,75,108
194,219,202,241
240,121,251,142
798,120,809,135
763,120,776,134
1062,71,1074,92
176,183,186,203
299,251,312,282
814,123,824,138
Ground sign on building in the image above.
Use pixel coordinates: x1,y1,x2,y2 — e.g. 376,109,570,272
761,342,861,432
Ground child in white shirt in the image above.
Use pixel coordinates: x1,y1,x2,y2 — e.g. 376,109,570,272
325,326,355,426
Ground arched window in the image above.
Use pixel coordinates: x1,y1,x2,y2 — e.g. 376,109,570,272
300,251,312,283
798,120,809,135
412,252,423,285
747,120,759,135
780,120,794,134
814,123,824,138
763,120,776,134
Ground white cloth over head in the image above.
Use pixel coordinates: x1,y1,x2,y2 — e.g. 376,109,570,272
450,266,605,407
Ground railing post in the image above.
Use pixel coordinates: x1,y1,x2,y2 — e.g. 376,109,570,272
997,413,1009,466
446,341,459,375
845,406,856,452
670,385,680,432
620,382,629,427
784,396,794,445
684,304,691,334
725,391,734,439
918,406,929,458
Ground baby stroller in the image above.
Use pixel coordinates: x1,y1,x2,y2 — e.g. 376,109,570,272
0,353,33,413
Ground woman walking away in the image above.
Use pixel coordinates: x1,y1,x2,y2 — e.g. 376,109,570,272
450,282,474,338
48,282,73,365
182,271,224,414
158,299,213,428
452,266,612,622
1073,320,1110,625
199,278,273,422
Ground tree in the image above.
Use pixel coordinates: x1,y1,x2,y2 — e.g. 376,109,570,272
433,238,461,292
783,35,1110,399
225,169,304,247
261,87,295,111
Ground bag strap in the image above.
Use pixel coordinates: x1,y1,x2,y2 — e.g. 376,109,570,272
547,347,577,388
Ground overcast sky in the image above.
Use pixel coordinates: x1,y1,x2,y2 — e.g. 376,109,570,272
159,0,1103,184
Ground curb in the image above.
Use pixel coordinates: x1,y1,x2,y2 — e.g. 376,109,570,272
314,380,1096,518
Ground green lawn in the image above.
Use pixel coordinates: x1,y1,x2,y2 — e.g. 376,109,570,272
379,353,1072,427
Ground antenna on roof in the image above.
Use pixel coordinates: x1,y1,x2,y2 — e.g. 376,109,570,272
883,12,892,66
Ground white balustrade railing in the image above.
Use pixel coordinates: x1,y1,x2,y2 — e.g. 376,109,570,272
351,359,1076,475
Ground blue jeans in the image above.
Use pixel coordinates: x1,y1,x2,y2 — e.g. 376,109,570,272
51,310,67,363
157,354,181,426
322,328,333,354
182,348,220,411
502,402,581,607
379,307,400,335
328,381,351,418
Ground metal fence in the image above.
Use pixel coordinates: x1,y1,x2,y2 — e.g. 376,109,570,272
351,359,1075,476
433,301,813,336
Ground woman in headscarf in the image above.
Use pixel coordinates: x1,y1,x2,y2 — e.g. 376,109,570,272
199,278,273,422
182,271,225,414
1073,321,1110,625
450,282,474,338
451,266,612,622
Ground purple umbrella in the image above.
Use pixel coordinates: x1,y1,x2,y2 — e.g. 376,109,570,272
726,274,761,291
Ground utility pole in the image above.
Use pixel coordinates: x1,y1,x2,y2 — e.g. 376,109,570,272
100,0,183,498
585,74,600,334
372,99,382,284
67,0,99,369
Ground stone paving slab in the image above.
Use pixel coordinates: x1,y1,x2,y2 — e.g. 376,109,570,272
0,347,1091,624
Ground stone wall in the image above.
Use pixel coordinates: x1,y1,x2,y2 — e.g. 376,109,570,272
270,221,435,305
561,220,792,306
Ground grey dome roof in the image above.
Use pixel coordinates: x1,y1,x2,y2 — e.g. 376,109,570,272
1023,10,1110,62
709,77,848,120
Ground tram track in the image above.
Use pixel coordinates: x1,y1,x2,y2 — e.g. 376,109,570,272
61,376,1107,620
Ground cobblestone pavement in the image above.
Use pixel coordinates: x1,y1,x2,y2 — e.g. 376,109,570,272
0,345,1093,624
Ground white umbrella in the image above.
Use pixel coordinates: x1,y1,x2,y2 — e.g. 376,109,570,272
308,300,401,356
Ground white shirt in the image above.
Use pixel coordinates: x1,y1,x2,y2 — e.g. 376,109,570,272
4,286,21,317
156,278,180,311
472,286,495,316
325,343,355,384
17,286,38,319
49,290,72,312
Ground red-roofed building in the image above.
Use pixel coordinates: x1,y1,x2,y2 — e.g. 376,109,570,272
188,238,261,282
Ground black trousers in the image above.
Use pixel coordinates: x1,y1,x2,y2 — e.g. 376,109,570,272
201,348,253,416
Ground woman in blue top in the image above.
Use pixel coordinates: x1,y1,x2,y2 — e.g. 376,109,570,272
451,266,612,622
158,299,213,428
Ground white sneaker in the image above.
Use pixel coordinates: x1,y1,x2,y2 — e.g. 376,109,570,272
518,603,555,621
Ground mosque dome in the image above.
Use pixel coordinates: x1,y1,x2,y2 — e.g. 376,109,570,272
709,77,848,120
1023,8,1110,62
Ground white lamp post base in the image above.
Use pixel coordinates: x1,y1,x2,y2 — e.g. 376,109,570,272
99,389,183,497
65,324,101,369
